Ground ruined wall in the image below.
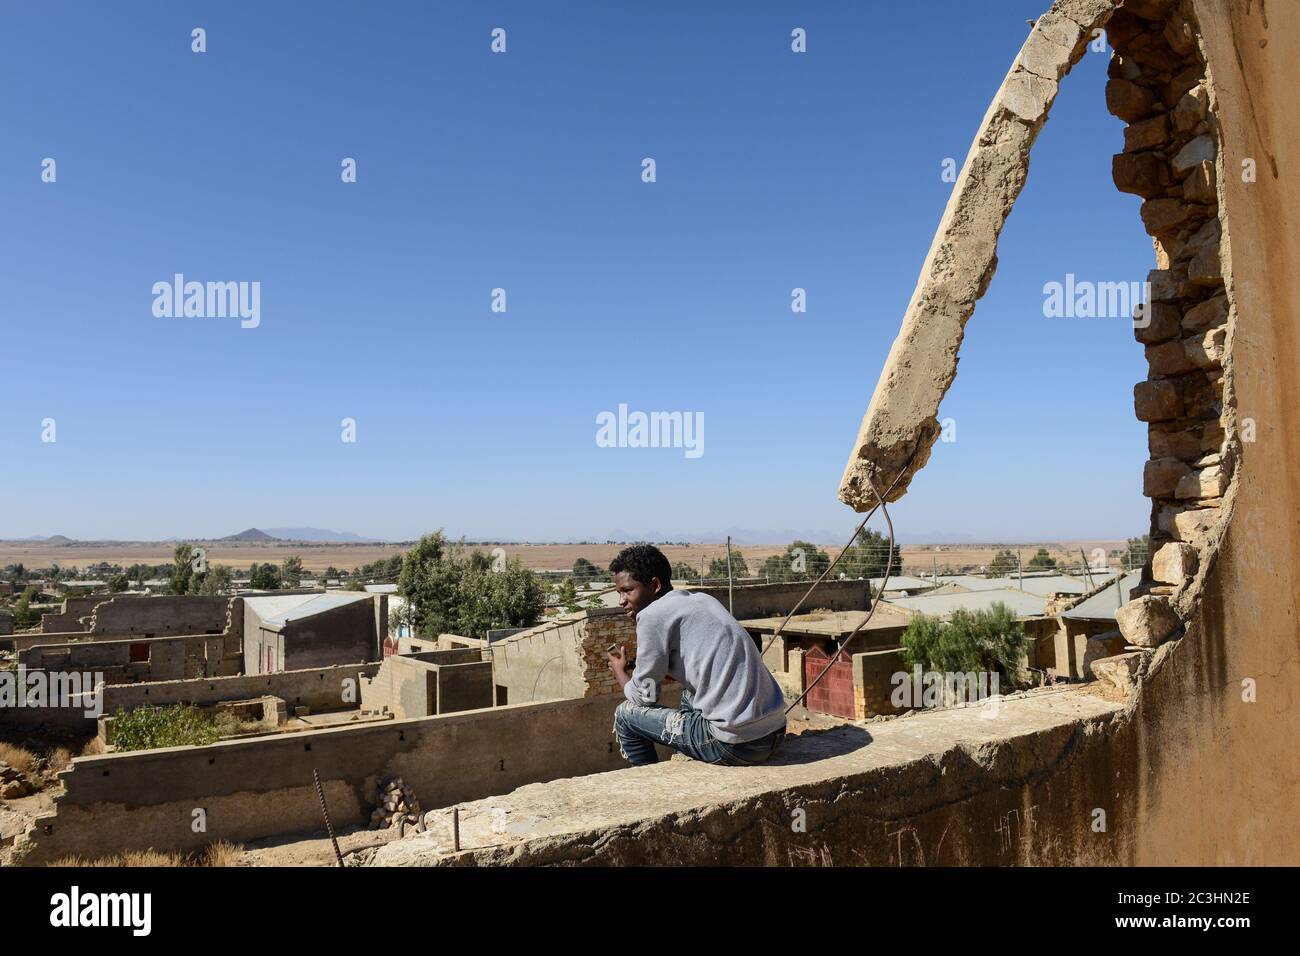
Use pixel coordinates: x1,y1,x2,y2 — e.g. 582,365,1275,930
16,631,241,685
490,608,636,704
684,579,870,620
373,0,1297,868
831,0,1298,865
38,597,99,632
35,595,230,636
102,662,378,714
86,595,229,636
360,653,493,718
1120,0,1300,864
15,691,676,865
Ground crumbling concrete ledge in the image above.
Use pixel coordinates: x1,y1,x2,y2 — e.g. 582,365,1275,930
361,687,1129,866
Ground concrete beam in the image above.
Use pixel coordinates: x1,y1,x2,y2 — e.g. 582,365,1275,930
838,0,1114,510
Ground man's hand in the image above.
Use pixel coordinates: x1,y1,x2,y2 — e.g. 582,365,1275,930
607,645,630,688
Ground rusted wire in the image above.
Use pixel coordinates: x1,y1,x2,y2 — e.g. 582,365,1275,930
784,467,900,716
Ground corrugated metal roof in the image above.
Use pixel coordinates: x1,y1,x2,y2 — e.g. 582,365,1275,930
869,575,934,591
1061,571,1143,621
245,591,370,629
884,588,1048,619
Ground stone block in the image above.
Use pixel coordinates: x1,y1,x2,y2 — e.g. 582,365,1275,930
1182,160,1216,203
1114,151,1170,198
1182,294,1228,332
1123,114,1171,152
1189,242,1223,287
1184,325,1226,369
1083,631,1128,673
1143,456,1191,497
1172,507,1218,542
1090,652,1145,695
1152,542,1199,584
1106,78,1156,121
1173,85,1209,131
1173,134,1217,174
1115,595,1181,648
1145,339,1194,376
1175,465,1226,500
1125,0,1177,23
1134,380,1183,422
1140,197,1193,237
1149,425,1202,460
1134,301,1181,344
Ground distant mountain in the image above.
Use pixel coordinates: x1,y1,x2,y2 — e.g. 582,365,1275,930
45,535,73,544
220,528,277,542
263,527,380,543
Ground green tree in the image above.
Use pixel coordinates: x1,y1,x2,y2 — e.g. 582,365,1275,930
708,551,750,579
108,573,130,593
169,544,195,594
557,577,581,612
452,559,545,639
841,528,902,579
14,587,41,628
671,561,698,582
397,531,544,639
760,541,827,582
280,556,304,588
898,603,1028,692
249,563,281,590
1026,548,1056,569
197,564,233,595
572,558,600,584
986,549,1017,578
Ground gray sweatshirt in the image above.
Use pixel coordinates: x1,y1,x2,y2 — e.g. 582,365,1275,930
625,589,787,744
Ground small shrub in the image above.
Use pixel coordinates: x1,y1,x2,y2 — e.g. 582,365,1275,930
898,602,1028,691
49,842,243,868
0,742,37,773
109,705,222,752
46,747,72,775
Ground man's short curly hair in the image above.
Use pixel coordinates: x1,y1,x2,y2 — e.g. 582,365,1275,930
609,544,673,588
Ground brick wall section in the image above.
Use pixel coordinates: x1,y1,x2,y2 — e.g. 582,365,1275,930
579,608,638,698
853,649,908,719
1106,1,1234,602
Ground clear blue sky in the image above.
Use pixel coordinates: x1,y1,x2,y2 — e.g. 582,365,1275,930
0,1,1152,544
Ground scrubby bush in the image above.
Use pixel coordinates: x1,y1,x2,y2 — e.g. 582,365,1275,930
110,705,223,752
898,602,1028,690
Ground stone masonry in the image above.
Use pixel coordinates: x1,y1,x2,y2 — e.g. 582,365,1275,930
1105,0,1235,647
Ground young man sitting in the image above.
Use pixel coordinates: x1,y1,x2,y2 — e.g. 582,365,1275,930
605,544,787,767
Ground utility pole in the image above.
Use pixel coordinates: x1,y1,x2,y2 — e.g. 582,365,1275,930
1017,549,1023,589
726,536,734,615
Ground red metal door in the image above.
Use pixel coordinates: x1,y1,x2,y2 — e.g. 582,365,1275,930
803,645,855,718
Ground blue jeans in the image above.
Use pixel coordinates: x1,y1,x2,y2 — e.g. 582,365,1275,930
613,689,786,768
